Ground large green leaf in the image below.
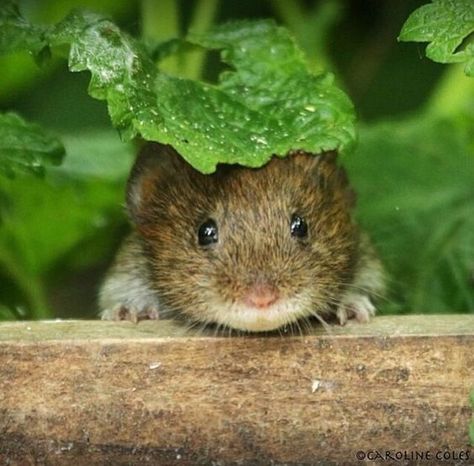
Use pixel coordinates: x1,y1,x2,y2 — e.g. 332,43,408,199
0,5,356,173
158,21,356,172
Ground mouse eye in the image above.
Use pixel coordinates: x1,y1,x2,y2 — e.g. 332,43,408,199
290,214,308,238
198,219,218,246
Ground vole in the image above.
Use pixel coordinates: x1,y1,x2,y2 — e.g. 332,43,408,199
99,142,384,332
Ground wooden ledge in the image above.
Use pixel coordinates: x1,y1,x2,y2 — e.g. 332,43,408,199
0,314,473,341
0,315,473,465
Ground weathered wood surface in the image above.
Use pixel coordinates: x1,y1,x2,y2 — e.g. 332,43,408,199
0,315,472,465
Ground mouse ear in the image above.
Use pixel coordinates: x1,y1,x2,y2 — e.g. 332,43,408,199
126,142,183,223
336,164,357,208
312,151,357,208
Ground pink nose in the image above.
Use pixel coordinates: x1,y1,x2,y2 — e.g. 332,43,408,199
244,284,279,309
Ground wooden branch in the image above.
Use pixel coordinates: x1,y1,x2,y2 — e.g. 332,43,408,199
0,315,473,465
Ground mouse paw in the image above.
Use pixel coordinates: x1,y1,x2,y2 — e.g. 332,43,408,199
336,293,375,326
101,304,160,323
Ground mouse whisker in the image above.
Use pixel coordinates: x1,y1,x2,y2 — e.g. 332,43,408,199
330,281,388,302
308,310,333,334
292,316,304,338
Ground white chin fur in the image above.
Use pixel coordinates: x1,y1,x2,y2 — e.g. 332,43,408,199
213,300,309,332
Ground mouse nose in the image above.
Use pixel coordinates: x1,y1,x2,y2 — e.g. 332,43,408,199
243,283,279,309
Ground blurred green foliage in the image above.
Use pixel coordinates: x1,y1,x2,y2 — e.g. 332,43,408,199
0,0,473,319
0,112,64,177
347,114,474,313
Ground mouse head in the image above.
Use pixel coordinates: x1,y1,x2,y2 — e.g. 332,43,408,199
127,142,359,332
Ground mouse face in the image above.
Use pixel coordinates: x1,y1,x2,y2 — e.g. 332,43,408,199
128,143,359,332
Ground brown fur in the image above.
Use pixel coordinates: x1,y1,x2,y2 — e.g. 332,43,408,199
100,143,384,332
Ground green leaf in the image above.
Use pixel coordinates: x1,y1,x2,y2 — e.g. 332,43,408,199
399,0,474,77
49,9,161,138
0,6,356,173
0,112,65,178
0,0,48,55
160,20,356,172
50,15,355,172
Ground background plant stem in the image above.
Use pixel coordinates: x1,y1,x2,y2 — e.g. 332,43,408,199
141,0,181,75
426,64,474,118
183,0,219,80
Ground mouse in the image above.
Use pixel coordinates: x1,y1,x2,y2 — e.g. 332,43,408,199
99,142,385,332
